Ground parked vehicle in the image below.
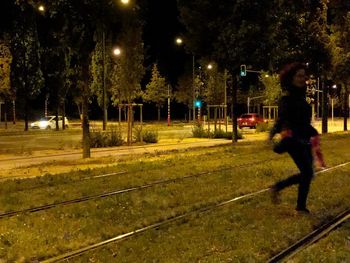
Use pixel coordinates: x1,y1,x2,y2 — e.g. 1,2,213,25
30,116,69,129
238,113,267,129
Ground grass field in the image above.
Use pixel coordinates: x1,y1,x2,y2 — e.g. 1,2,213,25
0,132,349,262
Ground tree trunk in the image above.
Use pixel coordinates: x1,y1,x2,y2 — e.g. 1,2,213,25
24,98,29,131
62,102,66,130
55,108,59,131
157,105,161,122
4,100,7,129
344,83,348,131
82,78,90,158
231,75,238,142
12,100,16,124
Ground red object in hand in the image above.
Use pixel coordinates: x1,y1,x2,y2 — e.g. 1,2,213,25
310,135,326,168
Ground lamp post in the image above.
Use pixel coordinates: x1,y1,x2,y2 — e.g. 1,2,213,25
102,0,129,131
175,37,196,122
167,84,171,126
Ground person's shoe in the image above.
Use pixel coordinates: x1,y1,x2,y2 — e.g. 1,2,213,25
269,186,281,204
295,207,310,214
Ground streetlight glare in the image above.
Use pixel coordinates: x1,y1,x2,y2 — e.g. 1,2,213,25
207,64,213,70
113,48,121,56
175,37,183,45
38,5,45,12
121,0,129,5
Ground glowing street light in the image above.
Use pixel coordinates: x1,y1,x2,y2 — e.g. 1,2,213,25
207,64,213,70
175,36,196,122
113,47,122,56
38,5,45,12
121,0,129,5
175,37,183,45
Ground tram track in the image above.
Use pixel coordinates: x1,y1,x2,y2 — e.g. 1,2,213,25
267,208,350,263
39,162,350,263
0,156,281,219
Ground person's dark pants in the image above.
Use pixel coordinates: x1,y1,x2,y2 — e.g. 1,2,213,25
274,141,314,209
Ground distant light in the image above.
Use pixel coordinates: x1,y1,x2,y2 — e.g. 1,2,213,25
195,100,202,108
176,38,183,45
113,48,121,56
207,64,213,70
264,74,269,78
38,5,45,12
332,84,337,89
121,0,129,4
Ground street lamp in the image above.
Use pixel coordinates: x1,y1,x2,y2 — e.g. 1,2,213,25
102,0,129,131
38,5,45,12
175,37,195,122
113,47,122,56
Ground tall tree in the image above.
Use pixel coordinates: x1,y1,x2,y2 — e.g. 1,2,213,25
178,0,332,140
143,63,168,121
110,18,145,106
202,64,225,105
329,2,350,130
175,73,193,121
10,1,44,131
0,39,13,128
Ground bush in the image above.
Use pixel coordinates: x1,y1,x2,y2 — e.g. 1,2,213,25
133,126,158,143
143,130,158,143
90,127,124,148
210,129,243,140
192,123,209,138
255,122,269,132
192,124,243,140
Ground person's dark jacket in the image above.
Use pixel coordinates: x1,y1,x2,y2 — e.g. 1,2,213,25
269,85,318,143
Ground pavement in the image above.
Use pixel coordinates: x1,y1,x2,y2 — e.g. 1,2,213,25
0,118,347,173
0,138,234,171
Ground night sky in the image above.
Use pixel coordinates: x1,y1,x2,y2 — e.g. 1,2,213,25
142,0,188,86
0,0,191,120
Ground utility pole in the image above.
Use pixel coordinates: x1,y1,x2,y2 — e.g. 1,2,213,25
102,29,107,131
322,81,328,134
224,69,228,132
167,84,171,126
192,55,195,122
247,96,264,114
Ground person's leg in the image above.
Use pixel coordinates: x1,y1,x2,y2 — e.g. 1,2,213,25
271,142,313,209
289,144,314,210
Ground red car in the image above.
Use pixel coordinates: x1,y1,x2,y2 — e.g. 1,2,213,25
238,113,268,129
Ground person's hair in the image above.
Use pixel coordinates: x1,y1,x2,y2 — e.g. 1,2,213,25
279,62,306,89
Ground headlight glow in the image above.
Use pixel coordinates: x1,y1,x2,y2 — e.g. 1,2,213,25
39,121,48,128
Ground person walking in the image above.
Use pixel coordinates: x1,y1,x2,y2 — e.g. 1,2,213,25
269,62,323,214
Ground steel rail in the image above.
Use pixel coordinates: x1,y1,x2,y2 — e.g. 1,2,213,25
267,208,350,263
40,188,270,263
40,161,350,263
0,157,279,219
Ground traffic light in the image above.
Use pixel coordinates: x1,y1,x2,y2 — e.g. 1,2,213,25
240,64,246,77
195,99,202,108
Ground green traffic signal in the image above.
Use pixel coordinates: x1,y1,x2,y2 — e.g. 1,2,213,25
240,64,246,77
195,100,202,108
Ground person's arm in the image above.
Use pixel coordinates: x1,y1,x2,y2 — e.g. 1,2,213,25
269,97,290,140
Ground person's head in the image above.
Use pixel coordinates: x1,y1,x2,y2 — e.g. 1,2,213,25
279,62,307,90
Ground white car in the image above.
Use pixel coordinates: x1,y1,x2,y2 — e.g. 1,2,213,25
30,116,69,129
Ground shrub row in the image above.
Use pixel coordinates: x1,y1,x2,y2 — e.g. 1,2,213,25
90,127,158,148
192,123,243,140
